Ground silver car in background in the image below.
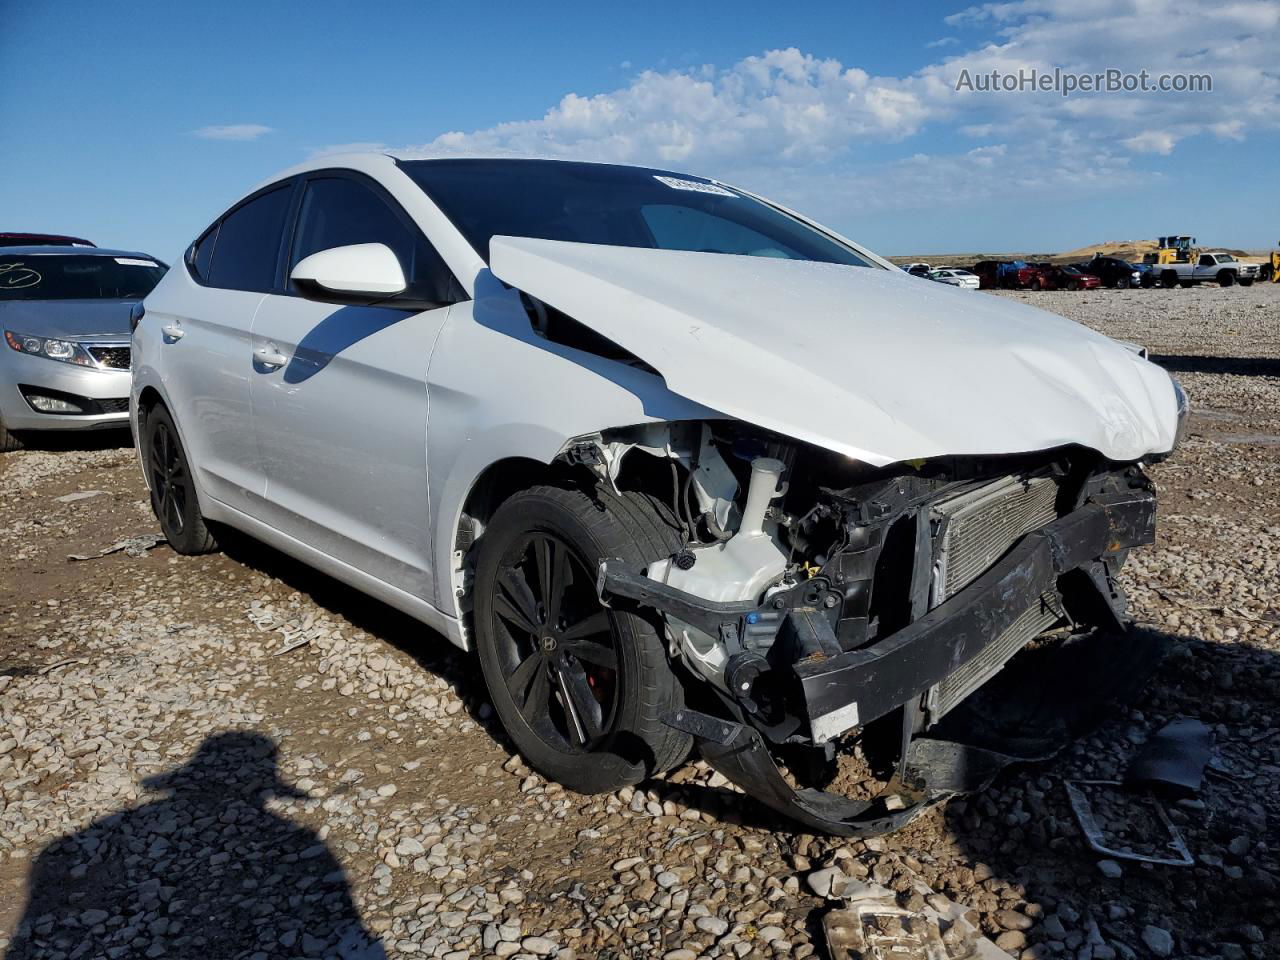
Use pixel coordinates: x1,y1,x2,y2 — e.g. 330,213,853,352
0,246,165,450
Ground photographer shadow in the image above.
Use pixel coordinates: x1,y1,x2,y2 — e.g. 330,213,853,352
6,731,384,959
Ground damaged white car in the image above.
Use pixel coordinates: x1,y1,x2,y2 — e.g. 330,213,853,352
133,155,1187,834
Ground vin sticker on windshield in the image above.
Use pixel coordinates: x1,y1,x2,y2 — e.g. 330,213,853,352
114,258,160,268
653,176,736,197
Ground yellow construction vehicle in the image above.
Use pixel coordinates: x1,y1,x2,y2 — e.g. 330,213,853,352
1144,235,1198,266
1266,241,1280,283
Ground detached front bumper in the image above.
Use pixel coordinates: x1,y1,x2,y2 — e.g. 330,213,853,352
602,488,1160,835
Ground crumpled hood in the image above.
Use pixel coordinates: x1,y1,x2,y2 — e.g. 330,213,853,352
489,237,1180,467
0,299,136,340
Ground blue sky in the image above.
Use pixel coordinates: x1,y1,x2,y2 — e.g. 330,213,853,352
2,0,1277,260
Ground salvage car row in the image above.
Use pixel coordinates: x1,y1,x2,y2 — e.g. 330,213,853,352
905,252,1261,290
1,158,1187,835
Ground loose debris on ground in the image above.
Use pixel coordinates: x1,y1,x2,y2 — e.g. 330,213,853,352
1,284,1277,959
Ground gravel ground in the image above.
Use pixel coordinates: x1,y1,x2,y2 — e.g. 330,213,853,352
1,283,1277,960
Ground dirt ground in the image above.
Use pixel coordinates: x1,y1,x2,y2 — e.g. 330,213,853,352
1,283,1277,960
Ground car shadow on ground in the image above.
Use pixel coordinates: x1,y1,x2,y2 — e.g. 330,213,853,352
1150,354,1280,377
7,427,134,452
5,731,385,959
215,527,500,736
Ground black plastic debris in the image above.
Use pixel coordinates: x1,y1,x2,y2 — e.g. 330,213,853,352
1124,717,1214,797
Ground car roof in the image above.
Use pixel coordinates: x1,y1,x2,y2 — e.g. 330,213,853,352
254,151,726,194
0,245,161,260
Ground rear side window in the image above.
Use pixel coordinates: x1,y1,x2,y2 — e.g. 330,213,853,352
190,224,218,282
289,176,457,304
206,185,292,293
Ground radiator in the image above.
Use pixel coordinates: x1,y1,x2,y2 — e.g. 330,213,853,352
926,473,1064,721
932,473,1059,603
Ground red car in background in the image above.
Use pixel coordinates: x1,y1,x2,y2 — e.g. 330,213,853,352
1027,263,1102,291
971,259,1038,289
0,232,95,247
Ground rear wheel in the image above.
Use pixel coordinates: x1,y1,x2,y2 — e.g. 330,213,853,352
474,484,690,792
142,405,218,555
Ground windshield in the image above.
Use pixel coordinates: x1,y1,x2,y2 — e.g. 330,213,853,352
1214,254,1236,263
401,159,873,268
0,254,165,301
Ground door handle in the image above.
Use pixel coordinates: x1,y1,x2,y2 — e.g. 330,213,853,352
253,345,288,369
160,322,184,341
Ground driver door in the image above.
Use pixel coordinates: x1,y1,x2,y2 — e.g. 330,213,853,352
247,172,459,600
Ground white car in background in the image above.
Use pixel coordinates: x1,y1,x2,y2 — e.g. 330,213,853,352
132,153,1185,835
927,268,980,289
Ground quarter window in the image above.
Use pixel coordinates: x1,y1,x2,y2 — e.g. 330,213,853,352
206,185,292,293
289,176,456,304
190,224,218,282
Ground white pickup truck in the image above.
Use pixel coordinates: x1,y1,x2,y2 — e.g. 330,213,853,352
1156,252,1259,288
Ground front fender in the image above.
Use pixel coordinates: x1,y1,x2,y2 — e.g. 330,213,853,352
426,283,719,616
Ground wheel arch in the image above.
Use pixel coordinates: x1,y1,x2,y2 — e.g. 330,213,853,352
132,384,171,493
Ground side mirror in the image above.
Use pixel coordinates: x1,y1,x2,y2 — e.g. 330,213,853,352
290,243,407,304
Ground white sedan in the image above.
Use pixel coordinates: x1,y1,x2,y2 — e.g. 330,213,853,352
927,268,980,289
132,153,1185,835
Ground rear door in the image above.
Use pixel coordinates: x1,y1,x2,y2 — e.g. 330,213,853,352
155,181,295,510
247,171,459,599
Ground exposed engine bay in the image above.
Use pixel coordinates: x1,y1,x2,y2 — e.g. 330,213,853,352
559,419,1164,835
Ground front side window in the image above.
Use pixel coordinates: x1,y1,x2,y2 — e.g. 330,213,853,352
289,176,456,304
206,184,293,293
402,159,873,268
0,254,165,301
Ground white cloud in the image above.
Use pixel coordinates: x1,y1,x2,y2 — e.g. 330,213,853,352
404,49,931,170
362,2,1277,220
926,37,959,48
192,124,274,142
1121,130,1179,154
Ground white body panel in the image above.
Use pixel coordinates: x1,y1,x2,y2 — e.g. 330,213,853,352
247,296,451,599
424,272,720,617
489,236,1180,467
136,267,268,508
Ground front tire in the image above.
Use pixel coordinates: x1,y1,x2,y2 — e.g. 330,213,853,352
474,484,691,793
1218,270,1235,287
142,405,218,555
0,417,25,453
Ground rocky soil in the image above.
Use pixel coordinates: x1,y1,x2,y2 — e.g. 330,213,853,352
1,283,1277,960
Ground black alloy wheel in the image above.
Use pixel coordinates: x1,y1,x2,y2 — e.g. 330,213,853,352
493,531,620,751
143,405,218,554
473,484,691,793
